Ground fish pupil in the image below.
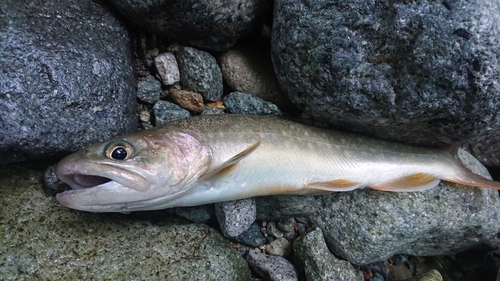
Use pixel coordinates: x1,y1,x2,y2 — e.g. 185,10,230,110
111,147,127,160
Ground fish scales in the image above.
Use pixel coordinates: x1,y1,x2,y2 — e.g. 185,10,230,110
54,114,500,212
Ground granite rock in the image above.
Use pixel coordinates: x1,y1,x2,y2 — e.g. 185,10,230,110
232,222,267,248
176,47,223,101
108,0,269,51
272,0,500,146
293,227,362,281
245,249,298,281
154,52,180,86
216,198,257,238
153,100,190,125
224,91,282,115
0,0,137,163
137,75,162,104
0,163,251,280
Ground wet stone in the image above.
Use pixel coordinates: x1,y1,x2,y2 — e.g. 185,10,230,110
169,88,205,112
154,52,180,86
223,91,282,115
137,75,162,104
176,46,223,101
153,100,190,125
232,222,267,248
293,227,362,281
246,249,298,281
216,198,257,238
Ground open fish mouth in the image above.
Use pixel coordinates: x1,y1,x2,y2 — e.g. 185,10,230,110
71,174,112,189
55,161,152,192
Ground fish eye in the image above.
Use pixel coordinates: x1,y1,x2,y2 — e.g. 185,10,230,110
111,147,127,160
106,142,133,160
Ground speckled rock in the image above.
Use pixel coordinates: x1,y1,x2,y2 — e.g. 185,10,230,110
154,52,180,86
108,0,269,51
0,163,251,280
218,46,295,111
257,149,500,265
272,0,500,146
169,88,205,112
224,91,282,115
232,222,267,248
469,136,500,168
216,198,257,238
265,237,292,257
175,205,213,223
293,227,362,281
245,249,298,281
0,0,136,163
176,47,223,101
153,100,190,125
137,75,162,104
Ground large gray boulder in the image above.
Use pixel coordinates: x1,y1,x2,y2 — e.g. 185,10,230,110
0,163,251,280
108,0,269,51
272,0,500,146
0,0,137,163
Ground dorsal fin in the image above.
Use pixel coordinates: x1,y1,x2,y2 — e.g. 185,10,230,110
201,140,261,182
369,173,440,192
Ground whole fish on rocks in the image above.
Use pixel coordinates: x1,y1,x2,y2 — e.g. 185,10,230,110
55,114,500,212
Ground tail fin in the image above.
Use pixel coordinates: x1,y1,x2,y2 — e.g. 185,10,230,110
444,169,500,190
442,146,500,190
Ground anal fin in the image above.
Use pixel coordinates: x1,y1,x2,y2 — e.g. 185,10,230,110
201,140,261,182
370,173,440,192
305,179,361,192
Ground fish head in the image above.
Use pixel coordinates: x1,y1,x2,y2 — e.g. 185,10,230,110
55,126,211,212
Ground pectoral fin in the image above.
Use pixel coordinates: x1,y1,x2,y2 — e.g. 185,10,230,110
305,179,361,192
201,140,261,181
370,173,440,192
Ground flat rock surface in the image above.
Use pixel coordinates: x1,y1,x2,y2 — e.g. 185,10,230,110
272,0,500,146
0,0,137,163
0,163,251,280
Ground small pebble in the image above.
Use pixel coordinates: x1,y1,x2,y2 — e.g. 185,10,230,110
265,237,292,257
232,222,267,248
216,198,256,238
245,249,298,281
169,88,205,112
44,165,67,192
139,110,150,122
137,75,161,104
153,100,190,125
266,222,284,238
154,52,180,85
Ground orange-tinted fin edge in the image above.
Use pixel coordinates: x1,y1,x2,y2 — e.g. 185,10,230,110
370,173,440,192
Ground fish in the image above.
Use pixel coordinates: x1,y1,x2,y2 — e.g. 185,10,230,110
55,114,500,213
